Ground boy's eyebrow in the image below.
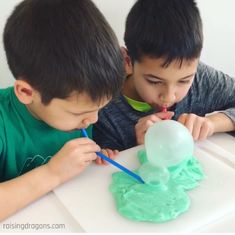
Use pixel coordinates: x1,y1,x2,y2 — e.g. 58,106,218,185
70,108,99,115
144,73,195,80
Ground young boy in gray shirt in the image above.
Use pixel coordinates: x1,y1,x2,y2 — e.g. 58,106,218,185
93,0,235,154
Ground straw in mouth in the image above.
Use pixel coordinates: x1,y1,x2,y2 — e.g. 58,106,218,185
162,106,168,120
162,106,167,112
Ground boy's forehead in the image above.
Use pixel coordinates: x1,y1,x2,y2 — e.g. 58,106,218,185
134,57,199,81
135,56,199,76
137,56,199,67
65,91,111,107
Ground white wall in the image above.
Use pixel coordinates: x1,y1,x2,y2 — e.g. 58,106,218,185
93,0,134,45
0,0,235,88
0,0,21,88
198,0,235,77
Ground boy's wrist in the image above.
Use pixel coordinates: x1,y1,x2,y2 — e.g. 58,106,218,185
206,112,235,133
43,163,62,189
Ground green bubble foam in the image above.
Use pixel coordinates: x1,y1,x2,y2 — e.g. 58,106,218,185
109,149,204,223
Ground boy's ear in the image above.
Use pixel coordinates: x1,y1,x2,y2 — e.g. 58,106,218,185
121,46,133,75
14,79,35,104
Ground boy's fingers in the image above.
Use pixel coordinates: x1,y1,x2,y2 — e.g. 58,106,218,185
106,149,118,159
198,122,210,140
95,157,102,165
106,149,113,157
101,149,108,156
155,111,174,120
184,114,196,133
82,153,97,162
198,127,207,140
146,120,155,129
192,119,202,140
102,159,109,165
178,113,187,125
99,148,119,165
78,144,100,154
73,137,97,145
104,149,112,165
100,149,110,165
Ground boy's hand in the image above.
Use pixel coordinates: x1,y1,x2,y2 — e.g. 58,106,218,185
46,138,100,184
178,113,215,140
95,149,119,165
135,111,174,145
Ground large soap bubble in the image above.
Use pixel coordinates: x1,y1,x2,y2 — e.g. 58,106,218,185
145,120,194,168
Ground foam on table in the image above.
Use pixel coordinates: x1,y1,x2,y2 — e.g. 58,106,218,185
54,144,235,232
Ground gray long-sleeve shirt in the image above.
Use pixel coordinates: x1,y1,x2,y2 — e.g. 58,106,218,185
93,62,235,150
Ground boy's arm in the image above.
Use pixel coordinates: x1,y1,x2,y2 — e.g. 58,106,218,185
178,112,235,141
0,138,100,221
202,63,235,134
206,112,235,133
0,164,59,221
178,63,235,140
197,63,235,117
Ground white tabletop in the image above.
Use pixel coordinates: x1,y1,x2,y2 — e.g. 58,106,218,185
0,133,234,233
0,192,83,232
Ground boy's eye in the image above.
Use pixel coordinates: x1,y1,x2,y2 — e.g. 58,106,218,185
72,113,81,116
146,80,162,85
179,80,191,84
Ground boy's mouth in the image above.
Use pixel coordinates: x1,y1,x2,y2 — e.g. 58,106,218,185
151,103,174,111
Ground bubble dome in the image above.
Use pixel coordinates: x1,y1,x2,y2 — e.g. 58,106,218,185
145,120,194,168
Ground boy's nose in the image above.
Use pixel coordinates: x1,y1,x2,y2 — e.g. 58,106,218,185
160,90,176,105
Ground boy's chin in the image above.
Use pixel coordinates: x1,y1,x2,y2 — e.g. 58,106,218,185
61,129,81,133
51,126,79,133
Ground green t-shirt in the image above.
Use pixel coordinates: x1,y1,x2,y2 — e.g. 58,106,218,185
0,87,92,182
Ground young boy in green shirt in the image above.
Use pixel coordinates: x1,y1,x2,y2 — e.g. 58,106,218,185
0,0,124,220
93,0,235,153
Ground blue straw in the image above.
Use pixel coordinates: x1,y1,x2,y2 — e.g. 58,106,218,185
81,128,145,184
